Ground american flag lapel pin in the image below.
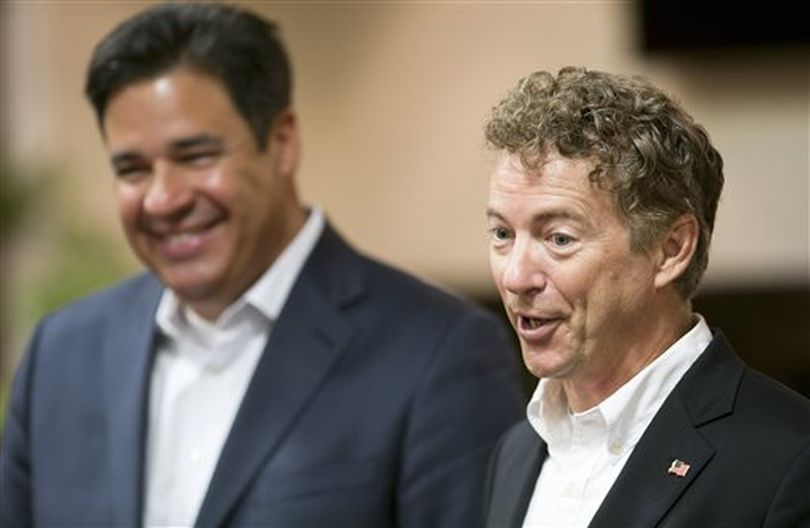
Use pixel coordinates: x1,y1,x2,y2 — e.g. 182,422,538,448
668,459,691,478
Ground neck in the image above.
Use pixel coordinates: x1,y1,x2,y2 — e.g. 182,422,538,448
563,300,694,413
188,203,309,322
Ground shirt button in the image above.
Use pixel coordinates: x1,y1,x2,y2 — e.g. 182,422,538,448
609,442,623,455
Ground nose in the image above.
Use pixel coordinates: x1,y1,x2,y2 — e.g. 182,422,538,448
499,239,546,296
143,161,194,218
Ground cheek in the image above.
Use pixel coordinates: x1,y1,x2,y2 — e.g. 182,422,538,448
116,186,142,227
200,166,233,192
549,263,591,304
579,264,644,330
605,253,654,298
213,168,270,221
489,254,507,291
198,167,240,203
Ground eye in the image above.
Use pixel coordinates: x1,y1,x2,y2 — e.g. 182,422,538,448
545,231,579,256
174,149,221,168
113,163,150,180
178,150,219,167
490,226,511,242
494,227,509,240
549,233,574,247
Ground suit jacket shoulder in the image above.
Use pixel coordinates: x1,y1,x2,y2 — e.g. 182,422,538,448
33,272,162,345
484,330,810,528
1,271,163,526
313,223,505,329
2,223,525,528
593,331,810,527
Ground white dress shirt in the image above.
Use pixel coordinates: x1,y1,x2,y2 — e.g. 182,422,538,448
522,316,713,528
142,208,324,528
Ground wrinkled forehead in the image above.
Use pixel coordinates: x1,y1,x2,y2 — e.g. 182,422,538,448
487,150,629,228
489,150,600,186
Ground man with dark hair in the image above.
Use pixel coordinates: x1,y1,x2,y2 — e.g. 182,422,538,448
482,67,810,527
0,4,523,527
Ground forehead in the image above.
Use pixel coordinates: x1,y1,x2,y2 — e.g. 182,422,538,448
102,69,244,147
491,152,591,187
489,152,600,201
488,152,621,224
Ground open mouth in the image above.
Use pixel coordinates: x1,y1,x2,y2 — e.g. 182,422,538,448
515,314,564,342
518,316,559,329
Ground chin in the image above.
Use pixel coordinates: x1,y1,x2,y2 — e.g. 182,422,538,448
158,270,220,300
522,349,575,380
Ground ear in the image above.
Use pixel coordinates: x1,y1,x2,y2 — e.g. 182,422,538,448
653,213,699,290
267,109,301,178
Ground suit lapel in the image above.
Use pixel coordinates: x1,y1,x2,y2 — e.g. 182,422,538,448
103,275,163,527
590,332,744,527
589,396,714,527
195,224,363,527
487,424,548,528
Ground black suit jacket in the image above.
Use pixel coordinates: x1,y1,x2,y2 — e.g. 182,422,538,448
1,223,525,527
484,332,810,527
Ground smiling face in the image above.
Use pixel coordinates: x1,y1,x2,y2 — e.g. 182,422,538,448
104,68,305,320
488,152,666,406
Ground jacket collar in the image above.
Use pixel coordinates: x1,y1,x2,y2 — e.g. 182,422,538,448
193,222,365,527
495,331,744,528
589,330,744,526
102,273,164,527
105,221,365,527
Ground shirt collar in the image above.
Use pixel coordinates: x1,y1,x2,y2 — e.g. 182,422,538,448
527,315,713,456
244,206,325,321
155,206,325,336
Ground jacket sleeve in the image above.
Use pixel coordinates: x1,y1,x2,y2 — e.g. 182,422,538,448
395,309,524,527
1,322,43,528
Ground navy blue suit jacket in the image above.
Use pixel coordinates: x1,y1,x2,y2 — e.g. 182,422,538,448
483,332,810,527
1,223,524,527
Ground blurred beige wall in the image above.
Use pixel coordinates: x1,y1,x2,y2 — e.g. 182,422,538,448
2,2,808,374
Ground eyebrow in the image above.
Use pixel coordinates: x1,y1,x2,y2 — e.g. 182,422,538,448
110,134,224,166
486,207,587,225
110,151,143,167
170,134,224,152
486,208,506,222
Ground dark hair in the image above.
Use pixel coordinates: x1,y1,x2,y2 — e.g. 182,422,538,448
85,3,291,149
485,67,724,299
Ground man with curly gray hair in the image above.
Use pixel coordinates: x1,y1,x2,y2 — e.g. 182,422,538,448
483,67,810,527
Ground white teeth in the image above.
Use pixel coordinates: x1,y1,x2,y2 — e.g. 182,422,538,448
523,317,542,329
167,232,196,244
